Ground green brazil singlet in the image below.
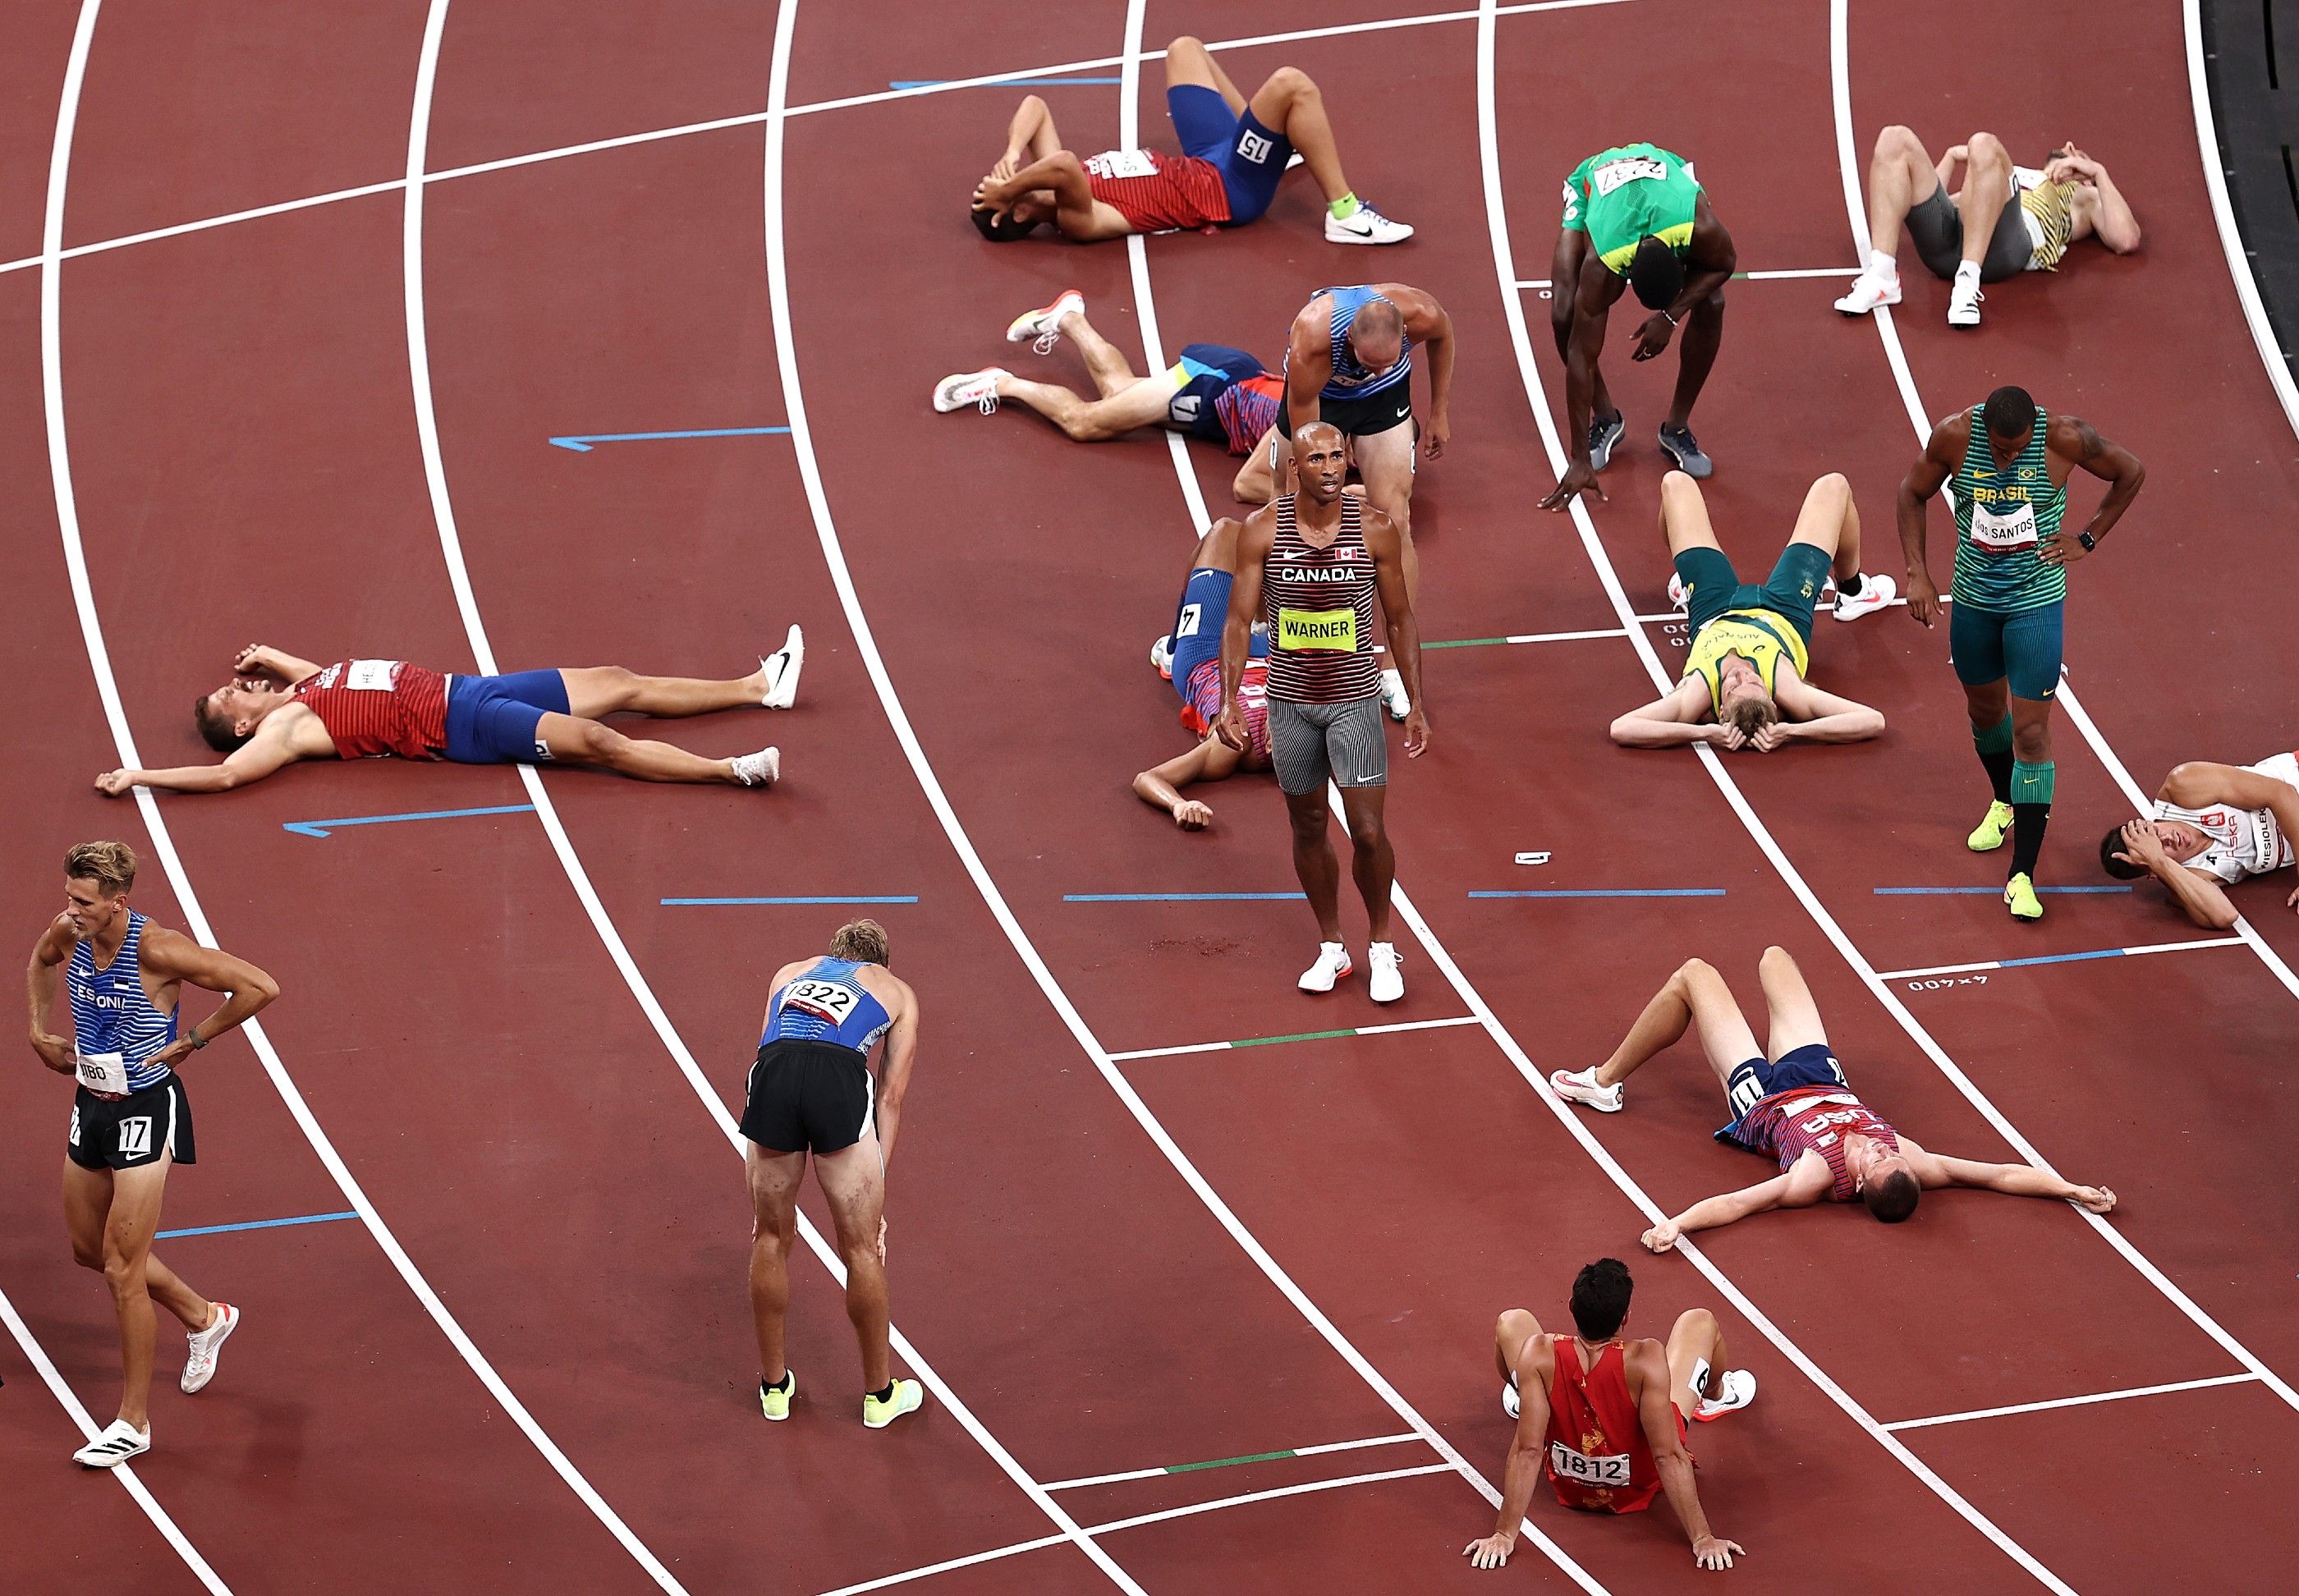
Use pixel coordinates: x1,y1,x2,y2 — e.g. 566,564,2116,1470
1948,404,2067,613
1560,144,1701,274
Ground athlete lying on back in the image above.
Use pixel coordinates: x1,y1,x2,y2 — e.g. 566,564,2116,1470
94,636,801,796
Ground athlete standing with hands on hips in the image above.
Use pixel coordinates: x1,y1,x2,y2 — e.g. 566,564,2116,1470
29,842,278,1467
1898,386,2145,920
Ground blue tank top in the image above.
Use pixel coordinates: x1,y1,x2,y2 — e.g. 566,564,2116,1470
761,958,895,1055
68,911,179,1092
1309,286,1412,401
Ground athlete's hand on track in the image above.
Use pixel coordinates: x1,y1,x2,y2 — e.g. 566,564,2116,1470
94,769,134,796
2113,819,2168,869
2040,532,2089,567
1692,1535,1746,1571
1641,1221,1682,1254
1403,707,1430,759
1212,704,1249,753
2072,1186,2116,1214
1904,572,1942,627
1462,1533,1516,1571
1540,458,1606,511
30,1031,76,1075
1629,310,1675,362
1172,800,1214,829
1422,411,1450,461
2286,883,2299,915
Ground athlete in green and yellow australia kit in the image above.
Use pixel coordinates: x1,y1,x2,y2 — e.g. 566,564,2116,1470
1897,385,2146,920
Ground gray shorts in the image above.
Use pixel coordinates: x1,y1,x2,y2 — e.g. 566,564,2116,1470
1269,695,1388,796
1907,185,2032,283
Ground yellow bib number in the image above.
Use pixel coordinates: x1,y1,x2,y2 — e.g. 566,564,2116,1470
1277,607,1357,652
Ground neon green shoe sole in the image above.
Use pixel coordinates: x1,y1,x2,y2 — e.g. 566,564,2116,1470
759,1371,795,1422
2005,873,2043,921
863,1378,923,1429
1967,800,2014,852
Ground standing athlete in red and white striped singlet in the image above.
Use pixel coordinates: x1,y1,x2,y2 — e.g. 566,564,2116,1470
1547,947,2118,1245
94,633,805,797
1217,423,1425,1002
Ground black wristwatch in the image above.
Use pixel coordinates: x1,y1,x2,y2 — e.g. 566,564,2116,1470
189,1029,208,1050
2076,530,2097,552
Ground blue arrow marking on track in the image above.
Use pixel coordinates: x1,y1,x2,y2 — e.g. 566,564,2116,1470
548,426,792,452
282,804,535,838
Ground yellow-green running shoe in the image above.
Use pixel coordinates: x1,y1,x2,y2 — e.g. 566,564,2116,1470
863,1378,924,1429
759,1370,795,1422
2005,873,2043,922
1967,800,2014,852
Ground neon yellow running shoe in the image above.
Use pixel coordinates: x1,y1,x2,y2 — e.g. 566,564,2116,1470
759,1370,794,1422
863,1378,924,1429
1967,800,2014,852
2005,873,2043,922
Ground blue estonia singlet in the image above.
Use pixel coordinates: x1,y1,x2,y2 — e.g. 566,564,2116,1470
67,911,179,1092
761,958,895,1055
1306,286,1412,401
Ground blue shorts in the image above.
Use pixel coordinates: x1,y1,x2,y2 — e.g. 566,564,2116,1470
1714,1042,1847,1149
1167,85,1292,225
1168,568,1267,699
1949,600,2063,702
1172,344,1263,445
444,670,571,764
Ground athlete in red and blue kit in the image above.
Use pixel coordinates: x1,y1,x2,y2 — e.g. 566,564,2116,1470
1136,518,1271,830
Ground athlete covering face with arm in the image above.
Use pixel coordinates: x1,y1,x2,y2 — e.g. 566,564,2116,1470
2106,758,2299,929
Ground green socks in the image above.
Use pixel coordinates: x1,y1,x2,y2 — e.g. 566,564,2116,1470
1328,192,1362,221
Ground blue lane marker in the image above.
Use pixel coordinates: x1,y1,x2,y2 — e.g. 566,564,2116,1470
889,77,1122,88
548,426,792,452
663,896,919,906
1470,889,1727,899
283,804,535,839
1994,947,2141,970
1875,885,2132,895
157,1211,359,1241
1065,892,1306,901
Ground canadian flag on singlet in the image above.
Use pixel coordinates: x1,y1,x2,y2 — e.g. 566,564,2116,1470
291,660,449,759
1081,149,1232,232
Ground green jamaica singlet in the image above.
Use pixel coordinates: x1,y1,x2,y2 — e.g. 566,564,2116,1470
1948,404,2067,613
1560,144,1700,274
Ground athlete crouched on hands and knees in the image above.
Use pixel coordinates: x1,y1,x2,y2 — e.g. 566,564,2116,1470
742,920,923,1429
1610,472,1888,753
98,635,802,796
1465,1259,1750,1572
1551,948,2116,1248
30,842,278,1466
2106,754,2299,929
1136,517,1273,829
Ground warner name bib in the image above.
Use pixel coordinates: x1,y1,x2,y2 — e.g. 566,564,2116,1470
1277,607,1357,652
1549,1441,1632,1488
1967,498,2039,550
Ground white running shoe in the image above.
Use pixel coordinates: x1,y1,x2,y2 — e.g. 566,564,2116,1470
1325,204,1413,245
1502,1380,1521,1419
1298,942,1353,993
1150,634,1174,679
1006,289,1085,355
1947,279,1984,328
733,747,781,788
1367,942,1404,1003
1549,1066,1623,1113
1379,667,1410,721
1667,571,1689,613
181,1300,239,1394
1831,572,1896,622
1833,270,1901,316
74,1419,150,1468
933,368,1007,414
1694,1369,1757,1422
761,625,804,709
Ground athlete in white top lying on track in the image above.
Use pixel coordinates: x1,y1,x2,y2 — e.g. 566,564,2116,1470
2105,754,2299,930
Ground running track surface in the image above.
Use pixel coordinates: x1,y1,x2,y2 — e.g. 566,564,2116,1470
3,1,2295,1590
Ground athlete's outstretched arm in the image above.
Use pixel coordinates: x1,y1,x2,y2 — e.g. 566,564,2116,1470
1902,1142,2115,1213
1645,1168,1817,1251
139,925,279,1070
875,978,920,1171
1464,1337,1554,1571
1365,507,1428,758
1133,736,1242,828
1610,677,1730,749
96,724,305,796
1630,1340,1741,1570
2044,414,2145,564
1768,675,1885,746
1896,412,1962,625
1540,258,1628,511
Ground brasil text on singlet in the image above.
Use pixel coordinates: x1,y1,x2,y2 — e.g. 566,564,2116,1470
1263,495,1381,703
1949,403,2067,613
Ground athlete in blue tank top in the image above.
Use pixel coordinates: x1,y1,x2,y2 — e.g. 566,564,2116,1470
761,957,897,1053
30,841,279,1467
1307,285,1414,401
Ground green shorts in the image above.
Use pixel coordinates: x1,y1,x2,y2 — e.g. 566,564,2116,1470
1674,543,1830,647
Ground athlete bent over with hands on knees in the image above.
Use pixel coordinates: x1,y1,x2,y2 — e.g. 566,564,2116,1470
29,842,278,1467
742,920,923,1429
1551,948,2116,1247
2106,754,2299,929
97,637,801,796
1466,1259,1751,1572
1609,472,1888,751
1219,423,1425,1002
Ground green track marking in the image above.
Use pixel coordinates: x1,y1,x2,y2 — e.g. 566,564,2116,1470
1424,635,1509,650
1228,1026,1357,1049
1166,1448,1296,1474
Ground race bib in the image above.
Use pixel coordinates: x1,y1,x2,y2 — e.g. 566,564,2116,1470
1966,500,2039,550
1549,1442,1632,1488
76,1050,129,1094
1085,149,1157,180
1175,602,1204,639
1590,155,1668,195
346,658,402,690
1276,607,1357,652
784,979,859,1026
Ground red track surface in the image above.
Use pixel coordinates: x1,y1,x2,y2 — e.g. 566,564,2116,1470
4,1,2295,1591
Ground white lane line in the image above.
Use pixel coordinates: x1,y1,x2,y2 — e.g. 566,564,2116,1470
393,2,1116,1584
1884,1372,2265,1433
1830,0,2299,1413
1879,938,2246,982
44,2,657,1585
1044,1430,1424,1490
1107,1014,1482,1062
1475,5,2072,1587
767,2,1592,1588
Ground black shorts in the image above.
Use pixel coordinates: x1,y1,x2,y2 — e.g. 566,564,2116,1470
1319,385,1415,438
740,1039,876,1154
69,1075,195,1171
1907,185,2032,283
